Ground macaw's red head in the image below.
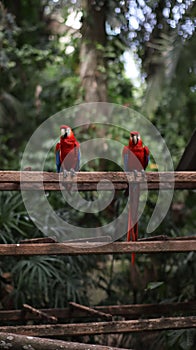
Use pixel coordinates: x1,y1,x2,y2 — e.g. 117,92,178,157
129,131,142,147
60,125,74,139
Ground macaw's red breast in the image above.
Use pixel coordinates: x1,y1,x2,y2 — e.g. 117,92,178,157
60,135,79,170
123,141,149,170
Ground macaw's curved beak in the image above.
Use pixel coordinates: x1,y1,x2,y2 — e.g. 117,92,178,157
132,135,138,145
61,128,67,138
130,134,139,145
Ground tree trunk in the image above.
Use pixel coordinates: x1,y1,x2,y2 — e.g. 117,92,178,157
80,0,107,102
142,0,169,80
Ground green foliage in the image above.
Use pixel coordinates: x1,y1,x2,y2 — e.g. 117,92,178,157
11,255,94,308
0,192,34,243
7,253,105,308
0,2,19,70
151,329,196,350
146,281,164,290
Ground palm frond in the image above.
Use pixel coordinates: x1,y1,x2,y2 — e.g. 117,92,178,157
0,192,34,242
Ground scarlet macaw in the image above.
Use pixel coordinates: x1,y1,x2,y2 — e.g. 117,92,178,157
122,131,149,264
55,125,80,175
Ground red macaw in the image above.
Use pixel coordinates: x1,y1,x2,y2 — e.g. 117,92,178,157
55,125,80,175
122,131,149,264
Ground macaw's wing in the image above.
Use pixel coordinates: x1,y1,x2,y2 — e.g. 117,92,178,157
55,143,61,173
122,146,129,172
75,147,80,171
144,146,150,169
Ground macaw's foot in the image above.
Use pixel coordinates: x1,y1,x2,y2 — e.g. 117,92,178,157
63,170,68,178
70,168,76,177
141,169,146,179
133,169,138,180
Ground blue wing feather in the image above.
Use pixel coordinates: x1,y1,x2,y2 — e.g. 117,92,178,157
124,154,129,172
56,150,61,173
75,149,80,171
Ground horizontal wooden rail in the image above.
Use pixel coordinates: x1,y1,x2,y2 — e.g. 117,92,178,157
0,240,195,256
0,171,196,190
0,302,195,323
0,317,195,336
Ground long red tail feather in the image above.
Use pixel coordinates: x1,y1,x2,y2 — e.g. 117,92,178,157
127,184,140,265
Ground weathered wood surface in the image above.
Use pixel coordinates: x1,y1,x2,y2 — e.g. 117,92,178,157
0,240,195,256
0,171,196,190
139,235,196,241
0,317,195,336
0,333,129,350
0,302,195,323
20,237,57,244
69,302,112,320
20,236,112,244
22,304,57,323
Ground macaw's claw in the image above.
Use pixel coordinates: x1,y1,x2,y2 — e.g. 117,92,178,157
141,169,146,179
133,169,138,180
70,168,76,177
63,170,68,178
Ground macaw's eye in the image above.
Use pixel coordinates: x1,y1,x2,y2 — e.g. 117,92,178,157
66,128,71,136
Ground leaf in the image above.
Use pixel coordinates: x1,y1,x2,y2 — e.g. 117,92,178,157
146,281,164,290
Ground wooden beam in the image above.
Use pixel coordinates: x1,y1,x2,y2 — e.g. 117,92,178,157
0,171,196,191
69,302,112,320
0,333,129,350
0,240,195,256
0,317,195,336
1,182,195,190
96,302,196,319
22,304,57,324
0,302,195,323
138,235,196,241
19,236,112,244
20,237,57,244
